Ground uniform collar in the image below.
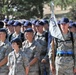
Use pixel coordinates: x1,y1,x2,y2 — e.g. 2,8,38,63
25,40,35,48
13,32,21,36
36,31,45,36
14,49,22,58
0,41,5,46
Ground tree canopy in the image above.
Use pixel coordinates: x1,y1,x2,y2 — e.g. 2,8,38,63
0,0,76,20
0,0,50,19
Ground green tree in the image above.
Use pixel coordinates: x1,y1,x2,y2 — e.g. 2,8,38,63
69,0,76,20
0,0,13,19
54,0,74,10
0,0,51,19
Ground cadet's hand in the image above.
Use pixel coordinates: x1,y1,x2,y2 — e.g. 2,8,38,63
74,68,76,73
25,66,30,75
50,64,55,75
41,59,47,63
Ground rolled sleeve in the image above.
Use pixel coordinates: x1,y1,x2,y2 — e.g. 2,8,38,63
5,44,12,57
34,43,42,59
23,54,29,67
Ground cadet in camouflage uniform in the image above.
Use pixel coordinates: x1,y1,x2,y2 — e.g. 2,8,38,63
6,20,14,35
73,31,76,74
40,19,49,32
69,22,76,73
7,38,29,75
0,28,12,75
6,20,14,42
31,19,38,35
10,21,24,42
23,28,42,75
21,20,26,32
49,17,76,75
35,20,50,75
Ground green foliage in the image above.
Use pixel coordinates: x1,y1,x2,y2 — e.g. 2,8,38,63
54,0,74,10
69,1,76,21
2,5,8,14
0,0,76,20
0,0,51,19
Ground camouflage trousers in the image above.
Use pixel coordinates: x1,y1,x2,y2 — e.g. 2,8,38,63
0,73,8,75
39,62,50,75
29,71,39,75
55,56,74,75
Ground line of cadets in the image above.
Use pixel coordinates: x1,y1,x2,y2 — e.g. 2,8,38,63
0,18,49,75
0,17,76,75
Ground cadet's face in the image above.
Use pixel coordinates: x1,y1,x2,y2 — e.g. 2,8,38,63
24,32,34,40
14,26,21,32
36,25,43,33
60,23,69,33
12,42,19,50
69,27,76,32
0,32,6,41
44,24,49,30
7,25,14,33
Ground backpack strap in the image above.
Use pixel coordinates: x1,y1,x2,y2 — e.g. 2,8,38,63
70,32,75,69
55,38,58,49
42,32,48,48
9,33,13,42
21,33,24,42
70,32,75,60
55,32,74,58
70,32,74,50
45,32,48,42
